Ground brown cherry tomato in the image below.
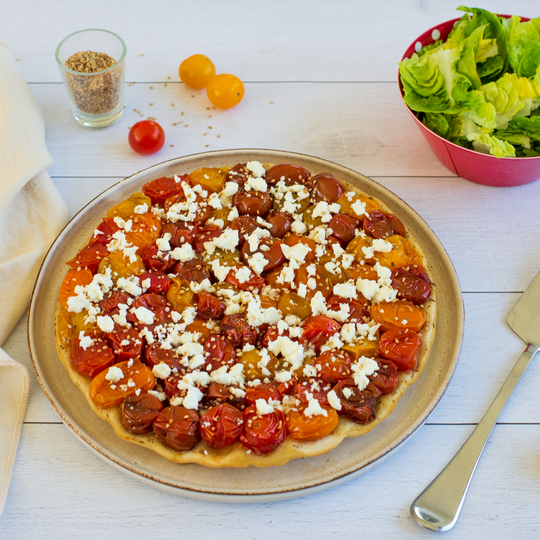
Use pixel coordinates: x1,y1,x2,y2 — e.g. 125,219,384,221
379,328,422,371
265,164,311,186
220,315,259,349
233,189,273,218
70,337,115,378
144,342,183,371
203,334,236,372
59,268,94,309
66,243,109,274
266,211,293,238
302,315,342,353
89,360,155,408
244,383,282,406
363,210,406,239
196,292,225,320
391,265,432,305
121,393,164,434
332,379,381,424
239,405,287,455
241,237,286,274
205,382,246,408
369,300,426,333
153,405,201,451
193,223,223,254
106,325,143,363
328,213,361,246
226,163,251,187
308,173,344,203
138,271,172,295
228,215,259,247
200,403,244,448
142,175,189,206
317,349,353,385
286,405,339,440
369,357,398,394
162,222,196,248
174,259,212,283
139,242,174,273
295,378,331,406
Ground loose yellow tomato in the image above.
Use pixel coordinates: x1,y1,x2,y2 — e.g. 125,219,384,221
179,54,216,89
206,74,245,109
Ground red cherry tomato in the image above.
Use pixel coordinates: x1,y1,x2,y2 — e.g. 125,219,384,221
121,393,164,434
99,291,131,316
239,405,287,455
174,259,212,284
369,357,399,394
363,210,406,239
128,120,165,155
302,315,342,353
153,405,201,451
206,74,245,109
162,222,196,248
332,379,381,424
233,189,273,217
225,265,266,292
143,176,187,206
326,294,369,323
266,211,293,238
179,54,215,90
328,213,361,246
316,349,353,385
89,217,121,246
139,243,174,273
200,403,243,448
244,383,282,406
106,325,143,363
379,327,422,371
220,314,259,349
137,271,172,295
294,378,331,406
144,342,183,371
70,337,115,378
391,265,432,305
66,243,109,274
226,163,251,186
196,292,226,320
203,334,236,371
308,173,344,203
265,164,311,186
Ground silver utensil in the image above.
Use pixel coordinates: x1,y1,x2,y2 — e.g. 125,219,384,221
410,269,540,532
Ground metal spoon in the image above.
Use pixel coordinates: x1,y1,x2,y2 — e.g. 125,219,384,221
410,269,540,532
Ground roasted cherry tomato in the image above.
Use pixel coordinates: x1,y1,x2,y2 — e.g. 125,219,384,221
139,242,174,273
286,405,339,440
228,215,259,246
179,54,216,90
106,325,143,363
239,405,287,455
206,74,244,109
220,314,259,348
153,406,201,451
143,175,187,206
316,349,353,384
174,259,212,283
66,243,109,274
203,334,236,372
284,234,317,263
166,277,196,312
302,315,341,352
233,189,272,217
225,265,266,292
369,300,426,332
244,383,282,406
128,120,165,155
200,403,243,448
138,271,172,295
391,265,432,305
128,293,172,330
89,360,155,408
193,224,223,254
363,210,406,239
326,294,369,323
189,167,228,194
379,328,422,371
328,213,361,246
294,378,331,406
369,357,398,394
332,379,381,424
265,164,311,186
226,163,251,186
308,173,344,203
266,211,293,238
125,213,162,252
89,217,122,247
99,291,131,316
121,393,164,434
107,193,152,220
374,235,424,269
144,342,183,370
162,222,196,248
241,237,285,274
196,291,225,320
59,268,94,309
205,382,246,408
70,336,115,378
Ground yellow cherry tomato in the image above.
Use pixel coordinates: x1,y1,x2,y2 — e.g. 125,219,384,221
206,74,245,109
179,54,216,90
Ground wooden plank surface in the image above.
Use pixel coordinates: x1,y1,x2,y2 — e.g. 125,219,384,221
2,0,540,537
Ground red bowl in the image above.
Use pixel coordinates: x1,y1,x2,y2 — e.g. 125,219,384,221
399,16,540,187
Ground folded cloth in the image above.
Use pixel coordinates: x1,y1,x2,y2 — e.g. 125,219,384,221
0,42,68,515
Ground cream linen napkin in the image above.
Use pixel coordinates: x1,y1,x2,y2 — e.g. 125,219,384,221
0,42,68,515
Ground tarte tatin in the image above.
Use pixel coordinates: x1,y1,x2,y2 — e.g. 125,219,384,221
55,162,436,468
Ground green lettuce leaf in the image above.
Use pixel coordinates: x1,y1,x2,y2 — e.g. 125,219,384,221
466,132,516,157
506,116,540,141
506,16,540,77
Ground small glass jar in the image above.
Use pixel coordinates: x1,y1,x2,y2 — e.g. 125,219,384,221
56,29,126,129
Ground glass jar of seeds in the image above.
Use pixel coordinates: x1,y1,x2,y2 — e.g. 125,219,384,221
56,29,126,129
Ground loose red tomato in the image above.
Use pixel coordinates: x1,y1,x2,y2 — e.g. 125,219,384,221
89,360,155,408
308,173,344,203
379,328,422,371
369,300,426,333
121,393,164,434
302,315,341,352
200,403,244,448
153,406,201,451
203,334,236,372
220,314,259,349
317,349,353,384
332,379,381,424
59,268,94,309
391,265,432,305
66,243,109,274
265,164,311,186
286,405,339,440
239,405,287,455
363,210,406,239
179,54,216,90
128,120,165,155
206,74,244,109
369,357,398,394
70,337,115,378
244,383,282,406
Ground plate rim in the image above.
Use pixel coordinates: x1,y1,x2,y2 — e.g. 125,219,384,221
28,148,464,502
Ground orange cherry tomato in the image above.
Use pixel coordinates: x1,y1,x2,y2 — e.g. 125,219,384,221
206,74,245,109
59,268,94,309
286,405,339,440
369,300,426,332
316,349,353,384
179,54,216,90
379,328,422,371
89,360,155,408
125,212,162,252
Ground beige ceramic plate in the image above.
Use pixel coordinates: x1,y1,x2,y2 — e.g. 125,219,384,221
28,149,464,502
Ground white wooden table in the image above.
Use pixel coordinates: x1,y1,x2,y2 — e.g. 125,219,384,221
2,0,540,537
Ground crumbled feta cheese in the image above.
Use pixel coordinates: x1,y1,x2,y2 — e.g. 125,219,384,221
96,315,115,333
256,398,275,415
327,389,342,411
351,356,379,390
152,362,172,380
132,306,155,325
183,387,205,410
105,366,124,384
304,396,328,417
78,331,94,350
170,243,196,262
333,280,358,299
281,242,311,264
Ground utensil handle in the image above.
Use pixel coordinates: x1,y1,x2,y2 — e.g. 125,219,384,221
410,343,540,532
